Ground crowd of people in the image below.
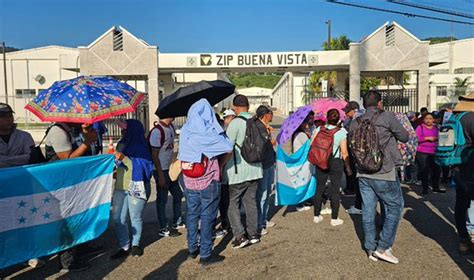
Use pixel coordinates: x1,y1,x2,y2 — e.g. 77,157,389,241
0,88,473,272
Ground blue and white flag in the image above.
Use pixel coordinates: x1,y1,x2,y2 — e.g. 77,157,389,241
0,155,114,269
275,141,316,206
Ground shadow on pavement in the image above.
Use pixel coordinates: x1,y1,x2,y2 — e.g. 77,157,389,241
142,249,188,280
403,186,474,278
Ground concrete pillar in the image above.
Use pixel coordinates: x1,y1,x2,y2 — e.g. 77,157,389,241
349,44,361,102
418,70,430,110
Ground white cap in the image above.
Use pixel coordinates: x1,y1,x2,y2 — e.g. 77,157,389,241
223,109,236,118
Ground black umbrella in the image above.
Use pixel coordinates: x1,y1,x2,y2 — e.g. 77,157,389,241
156,80,236,118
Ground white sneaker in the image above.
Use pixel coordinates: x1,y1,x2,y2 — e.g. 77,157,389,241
266,220,276,228
28,258,45,268
297,206,311,212
346,206,362,215
330,218,344,227
313,215,324,223
367,251,378,262
320,207,332,215
260,228,268,236
374,249,399,264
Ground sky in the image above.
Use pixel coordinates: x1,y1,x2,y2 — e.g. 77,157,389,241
0,0,473,53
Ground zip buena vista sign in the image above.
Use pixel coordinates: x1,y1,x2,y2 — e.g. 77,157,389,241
196,52,318,67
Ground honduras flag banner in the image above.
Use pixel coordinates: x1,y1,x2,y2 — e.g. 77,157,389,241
275,140,316,206
0,155,114,269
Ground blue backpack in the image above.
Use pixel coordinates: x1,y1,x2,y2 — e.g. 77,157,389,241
435,112,469,166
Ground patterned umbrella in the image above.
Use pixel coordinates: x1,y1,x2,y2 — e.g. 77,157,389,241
276,105,313,146
25,76,144,123
311,98,348,122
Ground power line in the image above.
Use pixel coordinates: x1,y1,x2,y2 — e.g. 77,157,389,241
418,0,474,14
326,0,474,25
387,0,474,19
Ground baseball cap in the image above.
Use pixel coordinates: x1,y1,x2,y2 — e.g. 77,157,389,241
0,103,14,114
343,101,360,113
223,109,236,118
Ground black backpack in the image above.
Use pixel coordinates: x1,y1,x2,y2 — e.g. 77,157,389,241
350,111,384,173
236,116,268,164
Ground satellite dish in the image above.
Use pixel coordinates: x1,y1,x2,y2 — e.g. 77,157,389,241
34,75,45,85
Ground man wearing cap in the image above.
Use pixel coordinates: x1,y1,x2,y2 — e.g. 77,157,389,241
222,109,236,127
255,105,276,235
0,103,35,168
343,101,363,215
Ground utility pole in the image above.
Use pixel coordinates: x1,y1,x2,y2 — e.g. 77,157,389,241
1,42,7,104
325,20,332,50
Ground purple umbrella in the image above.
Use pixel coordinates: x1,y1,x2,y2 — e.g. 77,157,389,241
277,105,313,146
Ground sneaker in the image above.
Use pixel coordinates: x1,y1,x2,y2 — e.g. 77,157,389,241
131,246,143,257
367,251,378,262
172,222,186,230
374,249,399,264
28,258,45,268
331,218,344,227
213,228,227,239
169,228,182,237
231,235,249,249
110,248,129,260
60,261,90,273
296,205,311,212
158,228,170,237
188,248,199,260
249,234,261,244
415,180,422,186
266,220,276,228
199,255,225,268
313,215,324,223
346,206,362,215
260,228,268,236
321,207,332,215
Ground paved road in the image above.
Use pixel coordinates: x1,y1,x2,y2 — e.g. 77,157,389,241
5,184,473,279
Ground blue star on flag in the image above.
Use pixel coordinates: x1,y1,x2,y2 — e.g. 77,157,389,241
43,197,51,204
18,216,26,224
17,200,27,208
30,207,38,214
43,212,51,219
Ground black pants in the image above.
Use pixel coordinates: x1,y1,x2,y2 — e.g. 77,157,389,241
416,151,440,192
345,153,358,192
219,184,230,230
313,158,343,219
455,184,471,242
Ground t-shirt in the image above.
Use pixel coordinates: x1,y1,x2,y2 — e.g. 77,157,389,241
224,112,263,185
149,123,175,170
45,125,73,153
314,125,348,158
292,132,309,153
416,124,438,154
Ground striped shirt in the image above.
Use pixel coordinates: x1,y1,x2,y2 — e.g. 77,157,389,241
183,158,220,191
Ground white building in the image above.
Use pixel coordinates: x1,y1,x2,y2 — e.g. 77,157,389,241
1,22,472,130
236,87,273,112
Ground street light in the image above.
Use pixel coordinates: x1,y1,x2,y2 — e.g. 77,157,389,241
325,20,332,50
1,42,8,104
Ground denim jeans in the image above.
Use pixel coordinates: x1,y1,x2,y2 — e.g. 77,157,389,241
184,180,221,259
359,177,404,252
112,186,150,249
154,170,183,229
257,166,275,229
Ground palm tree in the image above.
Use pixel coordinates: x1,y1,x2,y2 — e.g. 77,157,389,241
322,35,352,51
452,77,471,97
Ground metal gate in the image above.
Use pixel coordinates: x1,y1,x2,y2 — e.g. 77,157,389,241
103,93,149,140
363,89,418,113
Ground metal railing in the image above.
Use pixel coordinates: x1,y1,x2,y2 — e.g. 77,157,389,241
362,89,418,113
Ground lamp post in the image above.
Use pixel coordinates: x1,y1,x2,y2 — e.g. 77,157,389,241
325,20,332,50
1,42,7,104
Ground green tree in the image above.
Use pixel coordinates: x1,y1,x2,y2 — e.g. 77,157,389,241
423,36,457,45
322,35,351,51
228,73,282,89
361,77,381,91
452,76,471,97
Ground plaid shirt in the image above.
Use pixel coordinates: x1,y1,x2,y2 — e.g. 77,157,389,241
183,158,220,191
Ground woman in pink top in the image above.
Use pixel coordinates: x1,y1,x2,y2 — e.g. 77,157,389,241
415,113,444,195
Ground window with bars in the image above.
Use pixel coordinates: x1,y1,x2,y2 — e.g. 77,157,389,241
385,24,395,47
15,89,36,98
436,86,448,96
113,29,123,51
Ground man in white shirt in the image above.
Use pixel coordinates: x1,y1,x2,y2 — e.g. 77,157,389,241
149,118,183,237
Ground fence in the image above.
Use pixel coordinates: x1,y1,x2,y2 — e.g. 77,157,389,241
362,88,418,113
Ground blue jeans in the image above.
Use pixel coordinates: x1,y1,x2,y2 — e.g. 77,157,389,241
112,187,149,249
359,177,404,252
184,180,221,259
154,170,183,229
257,166,274,229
